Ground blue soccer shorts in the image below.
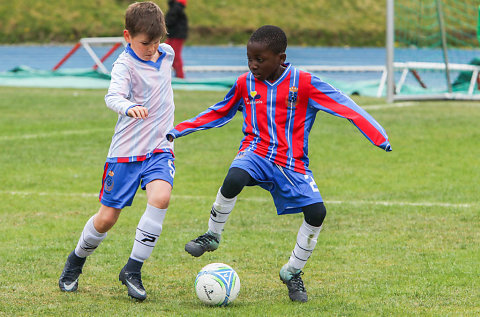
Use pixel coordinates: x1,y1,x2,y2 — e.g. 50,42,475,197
99,152,175,209
229,151,323,215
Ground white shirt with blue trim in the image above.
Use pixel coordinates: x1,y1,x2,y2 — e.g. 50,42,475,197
104,43,175,162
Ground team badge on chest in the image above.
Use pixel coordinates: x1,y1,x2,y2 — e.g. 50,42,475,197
287,86,298,108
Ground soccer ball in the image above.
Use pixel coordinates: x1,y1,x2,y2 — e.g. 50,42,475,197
194,263,240,306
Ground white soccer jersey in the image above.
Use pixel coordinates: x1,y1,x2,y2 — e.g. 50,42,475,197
104,43,175,163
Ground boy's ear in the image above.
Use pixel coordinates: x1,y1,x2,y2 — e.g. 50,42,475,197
279,52,286,63
123,29,131,43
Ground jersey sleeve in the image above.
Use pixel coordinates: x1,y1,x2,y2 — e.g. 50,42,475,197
104,63,137,116
308,75,392,151
167,81,243,140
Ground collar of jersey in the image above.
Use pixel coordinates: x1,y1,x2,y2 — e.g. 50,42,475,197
262,63,291,87
125,44,166,70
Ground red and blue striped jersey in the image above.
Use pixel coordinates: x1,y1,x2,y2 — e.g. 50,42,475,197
168,64,391,174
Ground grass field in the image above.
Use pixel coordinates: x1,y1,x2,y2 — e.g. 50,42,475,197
1,0,385,46
0,86,479,316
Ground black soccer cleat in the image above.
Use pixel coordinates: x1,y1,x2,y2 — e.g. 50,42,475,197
59,251,86,292
184,231,220,257
119,266,147,301
279,264,308,303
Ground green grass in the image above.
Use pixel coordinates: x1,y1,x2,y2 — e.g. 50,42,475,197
0,87,479,316
0,0,386,46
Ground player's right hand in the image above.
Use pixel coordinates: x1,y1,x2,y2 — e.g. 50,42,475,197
128,105,148,119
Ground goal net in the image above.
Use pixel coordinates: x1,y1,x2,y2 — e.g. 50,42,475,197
386,0,480,101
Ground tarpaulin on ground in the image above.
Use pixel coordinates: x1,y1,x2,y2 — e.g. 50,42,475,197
1,65,478,97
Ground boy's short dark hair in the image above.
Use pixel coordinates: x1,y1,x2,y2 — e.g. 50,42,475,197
249,25,287,54
125,1,167,41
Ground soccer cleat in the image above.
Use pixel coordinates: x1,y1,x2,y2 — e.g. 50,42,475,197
184,231,220,257
279,264,308,303
119,266,147,301
59,251,86,292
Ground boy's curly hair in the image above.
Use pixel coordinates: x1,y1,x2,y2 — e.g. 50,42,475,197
249,25,287,54
125,2,167,41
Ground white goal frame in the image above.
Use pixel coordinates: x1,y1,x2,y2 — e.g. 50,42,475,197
386,0,480,102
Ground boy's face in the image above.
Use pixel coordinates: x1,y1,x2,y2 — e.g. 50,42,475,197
247,41,286,82
124,30,161,62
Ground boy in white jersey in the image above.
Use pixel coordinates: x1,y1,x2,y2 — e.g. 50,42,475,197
59,2,175,301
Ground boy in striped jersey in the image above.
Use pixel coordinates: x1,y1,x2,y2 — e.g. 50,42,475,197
167,25,392,302
59,2,175,301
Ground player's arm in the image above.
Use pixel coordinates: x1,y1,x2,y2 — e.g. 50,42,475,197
105,63,147,119
308,75,392,152
167,82,243,141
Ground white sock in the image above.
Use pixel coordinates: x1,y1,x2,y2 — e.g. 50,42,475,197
287,220,322,271
208,188,237,235
75,216,107,258
130,204,166,262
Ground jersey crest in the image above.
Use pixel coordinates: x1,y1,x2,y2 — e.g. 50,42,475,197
287,86,298,108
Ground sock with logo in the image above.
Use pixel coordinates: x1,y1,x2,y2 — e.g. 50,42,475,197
287,220,322,270
129,204,166,263
207,188,237,235
74,215,107,258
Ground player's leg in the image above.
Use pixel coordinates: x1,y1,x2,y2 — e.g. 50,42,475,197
280,202,326,302
119,152,174,301
285,202,326,271
185,167,255,257
268,166,324,302
173,39,185,78
119,180,171,301
166,38,185,78
59,205,120,292
59,160,139,293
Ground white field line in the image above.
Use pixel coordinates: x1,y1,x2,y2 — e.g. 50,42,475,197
0,128,111,141
362,102,416,110
363,101,480,111
2,190,476,209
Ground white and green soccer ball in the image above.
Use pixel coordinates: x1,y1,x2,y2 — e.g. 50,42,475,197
194,263,240,306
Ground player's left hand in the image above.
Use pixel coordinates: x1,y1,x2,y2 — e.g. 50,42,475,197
128,105,149,119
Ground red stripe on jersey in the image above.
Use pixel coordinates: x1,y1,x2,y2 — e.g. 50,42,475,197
175,74,247,133
113,148,174,163
241,83,254,150
250,82,272,159
153,148,175,157
272,77,291,166
175,103,233,132
136,155,147,161
290,72,310,173
314,88,387,146
99,162,109,201
240,100,256,152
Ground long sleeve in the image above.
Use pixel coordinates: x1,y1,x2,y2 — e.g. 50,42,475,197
308,75,391,151
167,82,243,139
105,63,137,116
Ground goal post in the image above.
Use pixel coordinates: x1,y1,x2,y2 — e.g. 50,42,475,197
386,0,480,101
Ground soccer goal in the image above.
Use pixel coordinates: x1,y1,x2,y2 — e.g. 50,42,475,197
53,37,126,74
386,0,480,101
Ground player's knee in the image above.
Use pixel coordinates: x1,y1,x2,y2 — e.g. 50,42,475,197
148,192,171,209
94,212,118,232
221,168,252,198
302,202,327,227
